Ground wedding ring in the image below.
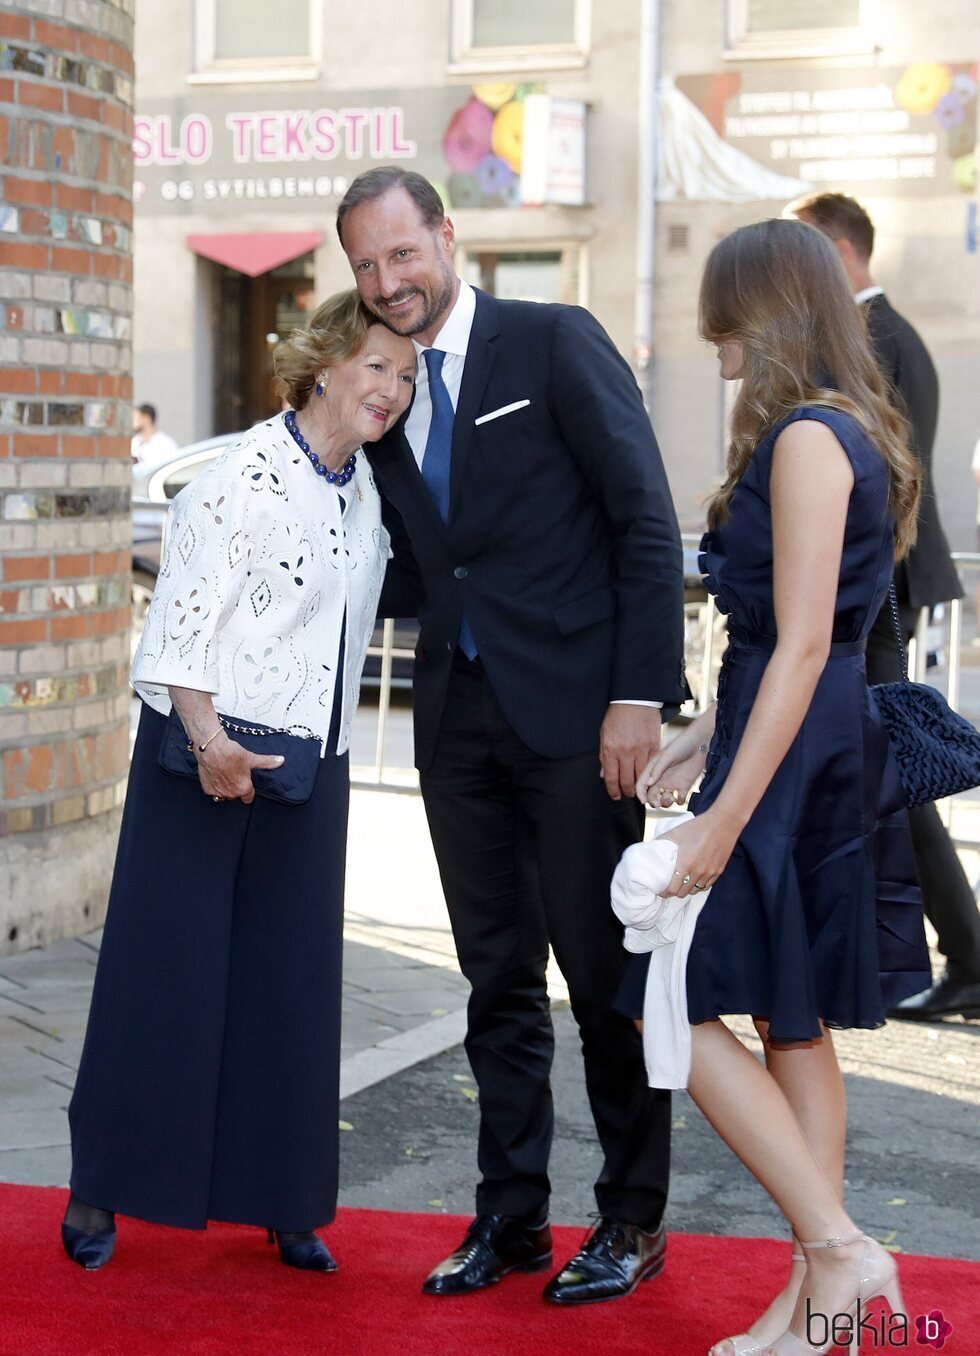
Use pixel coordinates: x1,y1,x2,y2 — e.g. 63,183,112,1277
212,795,223,802
694,880,706,890
682,874,692,884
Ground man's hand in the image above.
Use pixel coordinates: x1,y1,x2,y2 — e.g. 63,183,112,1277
599,704,662,801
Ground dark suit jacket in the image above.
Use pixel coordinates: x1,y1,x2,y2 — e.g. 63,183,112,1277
863,292,961,608
369,289,688,772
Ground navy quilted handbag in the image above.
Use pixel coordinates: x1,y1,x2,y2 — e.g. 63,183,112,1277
871,587,980,808
159,710,321,805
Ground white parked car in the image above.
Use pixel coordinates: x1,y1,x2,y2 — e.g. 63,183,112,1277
131,434,242,662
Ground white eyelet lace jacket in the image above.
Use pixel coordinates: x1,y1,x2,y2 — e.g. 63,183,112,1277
131,413,389,756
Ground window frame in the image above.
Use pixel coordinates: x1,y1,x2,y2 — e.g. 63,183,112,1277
189,0,321,85
456,242,588,308
448,0,591,76
724,0,879,60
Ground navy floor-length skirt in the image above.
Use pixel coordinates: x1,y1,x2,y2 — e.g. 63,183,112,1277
68,701,349,1232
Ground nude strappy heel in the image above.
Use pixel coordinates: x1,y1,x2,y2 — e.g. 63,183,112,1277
764,1233,905,1355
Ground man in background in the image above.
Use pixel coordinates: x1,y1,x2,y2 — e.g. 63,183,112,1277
790,191,980,1022
131,403,177,463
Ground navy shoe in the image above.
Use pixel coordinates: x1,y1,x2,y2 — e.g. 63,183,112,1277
61,1222,116,1271
267,1228,337,1272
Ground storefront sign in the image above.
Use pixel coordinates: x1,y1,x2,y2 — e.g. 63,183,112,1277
675,62,977,197
133,85,588,215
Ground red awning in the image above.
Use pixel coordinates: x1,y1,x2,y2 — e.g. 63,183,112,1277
185,230,323,277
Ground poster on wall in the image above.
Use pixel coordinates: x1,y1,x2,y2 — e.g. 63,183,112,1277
665,62,977,202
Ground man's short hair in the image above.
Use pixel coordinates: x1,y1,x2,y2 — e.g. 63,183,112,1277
335,168,445,247
787,191,875,261
137,402,157,422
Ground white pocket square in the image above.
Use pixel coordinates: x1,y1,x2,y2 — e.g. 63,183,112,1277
474,399,531,426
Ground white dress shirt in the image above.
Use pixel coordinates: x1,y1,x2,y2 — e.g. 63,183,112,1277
131,413,389,755
132,429,178,463
404,279,476,466
404,278,662,708
854,284,885,305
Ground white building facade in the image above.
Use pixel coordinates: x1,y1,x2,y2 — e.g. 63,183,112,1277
132,0,980,544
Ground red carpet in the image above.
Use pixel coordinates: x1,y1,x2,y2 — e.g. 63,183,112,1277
3,1185,977,1356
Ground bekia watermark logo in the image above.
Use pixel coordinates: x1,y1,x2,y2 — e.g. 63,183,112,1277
805,1302,954,1350
806,1299,909,1349
915,1310,954,1350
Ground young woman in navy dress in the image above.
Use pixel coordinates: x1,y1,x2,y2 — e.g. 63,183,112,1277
634,219,922,1355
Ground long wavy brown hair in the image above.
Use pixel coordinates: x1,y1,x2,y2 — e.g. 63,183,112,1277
700,218,919,559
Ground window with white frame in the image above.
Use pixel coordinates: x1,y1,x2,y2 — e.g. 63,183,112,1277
450,0,590,74
193,0,318,80
461,246,585,307
726,0,877,58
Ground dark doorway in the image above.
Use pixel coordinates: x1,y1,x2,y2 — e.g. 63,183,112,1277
212,253,317,435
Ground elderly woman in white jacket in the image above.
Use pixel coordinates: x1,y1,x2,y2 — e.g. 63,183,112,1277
62,290,415,1274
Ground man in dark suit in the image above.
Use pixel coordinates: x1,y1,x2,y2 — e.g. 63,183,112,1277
791,191,980,1022
337,168,688,1303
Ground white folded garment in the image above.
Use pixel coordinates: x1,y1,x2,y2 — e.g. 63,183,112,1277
610,811,710,1090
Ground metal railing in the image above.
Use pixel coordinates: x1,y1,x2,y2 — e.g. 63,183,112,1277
130,505,980,824
945,552,980,717
354,617,417,788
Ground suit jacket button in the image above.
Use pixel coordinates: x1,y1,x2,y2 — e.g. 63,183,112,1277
454,565,468,579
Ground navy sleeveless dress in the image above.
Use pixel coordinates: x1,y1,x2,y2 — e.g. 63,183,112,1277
621,405,929,1044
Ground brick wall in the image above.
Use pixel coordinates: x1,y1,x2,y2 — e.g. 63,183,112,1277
0,0,135,953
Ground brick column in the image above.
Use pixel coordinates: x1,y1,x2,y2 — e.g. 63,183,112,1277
0,1,135,954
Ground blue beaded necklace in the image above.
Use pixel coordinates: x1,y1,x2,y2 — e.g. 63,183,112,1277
284,409,358,488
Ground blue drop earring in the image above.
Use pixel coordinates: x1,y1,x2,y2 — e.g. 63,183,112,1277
315,378,326,397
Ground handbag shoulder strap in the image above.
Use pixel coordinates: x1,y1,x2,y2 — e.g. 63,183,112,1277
886,580,910,683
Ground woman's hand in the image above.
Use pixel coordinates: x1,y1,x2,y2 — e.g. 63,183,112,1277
637,735,709,809
167,687,284,806
195,731,284,805
638,748,707,810
657,809,738,898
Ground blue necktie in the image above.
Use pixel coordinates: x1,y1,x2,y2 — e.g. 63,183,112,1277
421,349,477,659
421,349,454,520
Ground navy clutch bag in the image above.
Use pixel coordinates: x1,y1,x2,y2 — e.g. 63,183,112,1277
159,710,322,805
870,586,980,808
872,681,980,808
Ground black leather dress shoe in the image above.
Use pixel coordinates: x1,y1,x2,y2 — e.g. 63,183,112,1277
421,1214,553,1296
887,975,980,1021
543,1217,666,1305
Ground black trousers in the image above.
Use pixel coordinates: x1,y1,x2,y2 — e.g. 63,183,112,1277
866,602,980,984
419,654,671,1229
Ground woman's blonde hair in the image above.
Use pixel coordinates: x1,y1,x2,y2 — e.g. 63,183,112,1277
700,218,920,559
273,289,376,410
